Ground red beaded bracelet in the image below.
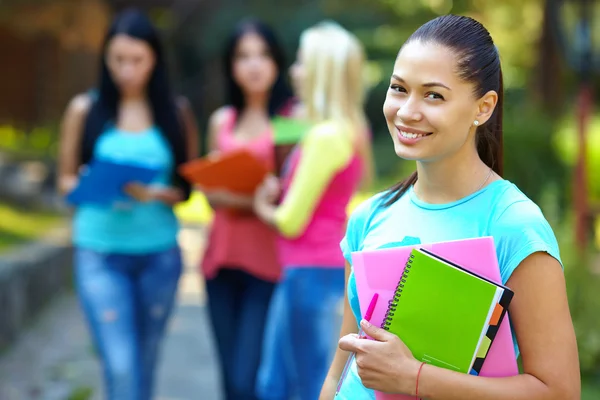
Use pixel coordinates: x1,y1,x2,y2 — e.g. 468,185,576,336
415,361,426,399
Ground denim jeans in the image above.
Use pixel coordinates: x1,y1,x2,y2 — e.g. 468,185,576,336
75,246,182,400
205,268,276,400
256,267,345,400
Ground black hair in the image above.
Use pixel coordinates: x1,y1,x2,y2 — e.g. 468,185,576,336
223,18,293,116
383,14,503,206
80,7,191,199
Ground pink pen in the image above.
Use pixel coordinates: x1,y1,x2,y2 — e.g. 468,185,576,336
335,293,379,396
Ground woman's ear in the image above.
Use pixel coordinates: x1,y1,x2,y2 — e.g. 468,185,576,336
475,90,498,125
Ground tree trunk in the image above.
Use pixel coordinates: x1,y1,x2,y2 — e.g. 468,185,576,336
532,0,565,115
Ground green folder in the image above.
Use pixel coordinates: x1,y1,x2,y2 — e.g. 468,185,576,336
271,115,310,145
271,116,311,176
382,248,513,375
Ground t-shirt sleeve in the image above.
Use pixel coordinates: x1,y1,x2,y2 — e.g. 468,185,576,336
340,193,384,265
492,199,562,284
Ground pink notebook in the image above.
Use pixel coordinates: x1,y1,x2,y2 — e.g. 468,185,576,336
351,236,518,400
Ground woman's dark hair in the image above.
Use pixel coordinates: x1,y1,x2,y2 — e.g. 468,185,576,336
223,18,293,116
384,14,503,206
80,8,191,199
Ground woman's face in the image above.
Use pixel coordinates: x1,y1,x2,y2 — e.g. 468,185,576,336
383,40,496,164
105,34,156,96
232,32,278,96
289,49,305,99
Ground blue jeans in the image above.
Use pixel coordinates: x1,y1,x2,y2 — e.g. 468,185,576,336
205,268,276,400
75,246,182,400
256,267,345,400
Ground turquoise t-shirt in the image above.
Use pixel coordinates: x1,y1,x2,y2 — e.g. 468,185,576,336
336,179,562,399
73,125,179,254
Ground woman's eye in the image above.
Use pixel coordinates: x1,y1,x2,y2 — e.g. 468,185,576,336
426,92,444,100
390,85,407,93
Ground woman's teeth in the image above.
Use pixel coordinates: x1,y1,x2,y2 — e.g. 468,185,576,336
400,130,427,139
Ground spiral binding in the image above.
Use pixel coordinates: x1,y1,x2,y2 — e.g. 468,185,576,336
381,253,415,330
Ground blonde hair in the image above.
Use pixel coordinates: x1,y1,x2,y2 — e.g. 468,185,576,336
299,21,374,188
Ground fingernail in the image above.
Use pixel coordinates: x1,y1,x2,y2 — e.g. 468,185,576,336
361,319,371,328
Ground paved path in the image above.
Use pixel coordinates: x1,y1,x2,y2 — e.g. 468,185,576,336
0,225,222,400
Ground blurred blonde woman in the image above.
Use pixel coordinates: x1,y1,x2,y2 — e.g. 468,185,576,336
253,21,374,400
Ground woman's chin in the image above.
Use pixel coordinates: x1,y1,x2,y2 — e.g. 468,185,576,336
243,82,273,96
393,144,424,162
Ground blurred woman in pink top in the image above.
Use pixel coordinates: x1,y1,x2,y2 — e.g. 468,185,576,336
253,21,375,400
198,19,293,400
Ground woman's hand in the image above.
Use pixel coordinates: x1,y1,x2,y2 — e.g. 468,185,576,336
124,183,185,205
124,182,156,202
252,175,281,225
204,188,235,206
201,186,254,210
338,320,422,395
254,175,281,207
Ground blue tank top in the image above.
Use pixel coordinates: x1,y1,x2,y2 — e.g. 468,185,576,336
73,125,179,254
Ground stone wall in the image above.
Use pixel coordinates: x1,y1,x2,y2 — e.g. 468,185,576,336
0,226,73,351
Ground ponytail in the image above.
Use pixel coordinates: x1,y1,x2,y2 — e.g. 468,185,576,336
477,66,503,176
382,171,418,207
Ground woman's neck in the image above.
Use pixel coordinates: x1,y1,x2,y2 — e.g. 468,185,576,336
120,90,146,103
413,148,496,204
117,93,153,131
244,92,269,112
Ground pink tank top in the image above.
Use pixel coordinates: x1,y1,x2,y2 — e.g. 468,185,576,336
200,108,281,282
277,145,363,268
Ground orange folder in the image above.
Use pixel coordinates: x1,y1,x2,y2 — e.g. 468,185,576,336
178,150,270,195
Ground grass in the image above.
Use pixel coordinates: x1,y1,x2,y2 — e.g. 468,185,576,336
0,202,63,252
67,386,93,400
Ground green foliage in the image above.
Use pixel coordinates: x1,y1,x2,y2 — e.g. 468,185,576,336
0,202,62,252
67,386,93,400
552,112,600,202
0,124,59,160
562,241,600,378
502,89,570,210
582,380,600,399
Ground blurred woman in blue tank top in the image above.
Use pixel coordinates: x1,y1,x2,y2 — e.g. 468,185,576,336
56,8,199,400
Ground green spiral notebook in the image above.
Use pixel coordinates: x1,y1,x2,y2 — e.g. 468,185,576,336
382,248,513,375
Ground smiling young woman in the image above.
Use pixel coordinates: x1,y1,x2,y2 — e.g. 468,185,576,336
320,14,580,400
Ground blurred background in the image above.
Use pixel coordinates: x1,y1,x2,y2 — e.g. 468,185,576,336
0,0,599,399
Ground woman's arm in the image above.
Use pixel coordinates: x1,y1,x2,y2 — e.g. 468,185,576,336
319,261,360,399
339,252,580,400
417,252,580,400
57,94,91,196
254,122,353,238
